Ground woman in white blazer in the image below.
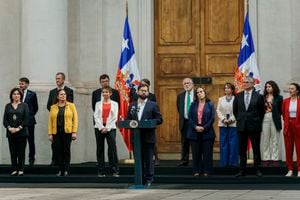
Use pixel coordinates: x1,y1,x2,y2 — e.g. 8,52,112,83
94,87,119,177
216,83,238,167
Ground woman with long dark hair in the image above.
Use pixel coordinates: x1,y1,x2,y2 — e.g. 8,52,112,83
187,87,215,176
261,81,282,167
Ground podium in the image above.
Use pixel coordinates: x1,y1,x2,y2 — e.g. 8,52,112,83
118,120,157,189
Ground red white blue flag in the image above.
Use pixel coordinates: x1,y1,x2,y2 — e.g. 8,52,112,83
115,16,140,152
234,13,261,92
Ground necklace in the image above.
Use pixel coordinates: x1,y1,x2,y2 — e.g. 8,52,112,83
225,95,232,102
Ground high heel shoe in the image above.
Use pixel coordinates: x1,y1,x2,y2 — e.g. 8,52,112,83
11,171,18,176
286,170,293,177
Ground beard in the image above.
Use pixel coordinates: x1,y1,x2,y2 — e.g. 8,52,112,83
138,94,148,100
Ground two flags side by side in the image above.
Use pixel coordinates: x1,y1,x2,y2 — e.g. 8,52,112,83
115,16,141,152
234,12,261,93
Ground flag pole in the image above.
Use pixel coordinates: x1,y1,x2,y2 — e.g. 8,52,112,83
126,0,128,17
247,0,249,13
246,0,253,163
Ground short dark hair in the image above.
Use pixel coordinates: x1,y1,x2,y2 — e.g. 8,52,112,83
224,82,235,95
102,86,112,93
99,74,110,81
138,84,149,91
9,87,23,103
264,80,280,97
56,72,66,80
19,77,30,84
141,78,151,86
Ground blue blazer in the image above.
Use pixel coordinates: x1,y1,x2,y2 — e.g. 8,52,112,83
187,101,215,141
126,100,163,143
24,90,38,126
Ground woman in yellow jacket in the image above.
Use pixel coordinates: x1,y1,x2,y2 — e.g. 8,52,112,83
48,89,78,176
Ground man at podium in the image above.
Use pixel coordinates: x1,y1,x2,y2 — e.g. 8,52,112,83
126,84,163,187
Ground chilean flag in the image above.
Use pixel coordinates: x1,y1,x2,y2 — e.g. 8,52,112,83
234,13,261,92
115,16,141,152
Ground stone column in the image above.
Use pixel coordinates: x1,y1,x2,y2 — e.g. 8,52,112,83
20,0,69,164
21,0,69,89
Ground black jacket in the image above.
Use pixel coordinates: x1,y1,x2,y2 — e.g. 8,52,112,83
233,90,265,132
176,89,196,131
3,103,29,138
47,86,74,111
23,90,38,125
126,100,163,143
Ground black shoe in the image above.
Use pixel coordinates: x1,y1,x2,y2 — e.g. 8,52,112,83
256,170,263,177
56,171,62,177
154,158,160,166
177,161,188,167
29,160,34,167
235,171,246,177
97,173,106,177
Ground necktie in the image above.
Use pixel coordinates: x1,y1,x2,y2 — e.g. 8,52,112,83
187,91,191,113
245,92,250,110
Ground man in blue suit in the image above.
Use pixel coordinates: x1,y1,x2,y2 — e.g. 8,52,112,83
127,84,163,187
19,77,39,166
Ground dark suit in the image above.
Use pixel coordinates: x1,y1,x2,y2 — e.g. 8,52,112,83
233,90,265,170
47,86,74,164
176,90,195,163
23,90,38,163
92,88,120,111
267,95,283,131
126,100,163,182
187,101,215,174
47,86,74,111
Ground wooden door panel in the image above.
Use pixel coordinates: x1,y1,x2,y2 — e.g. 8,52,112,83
206,0,243,44
156,86,182,152
155,0,244,153
159,0,195,45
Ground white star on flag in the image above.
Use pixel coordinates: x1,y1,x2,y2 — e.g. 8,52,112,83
241,34,249,49
122,38,129,52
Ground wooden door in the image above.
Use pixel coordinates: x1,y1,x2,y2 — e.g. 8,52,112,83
154,0,244,153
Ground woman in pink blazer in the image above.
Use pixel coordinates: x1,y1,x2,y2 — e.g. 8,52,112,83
282,83,300,177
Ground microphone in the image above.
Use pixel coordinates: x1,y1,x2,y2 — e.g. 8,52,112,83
130,106,136,115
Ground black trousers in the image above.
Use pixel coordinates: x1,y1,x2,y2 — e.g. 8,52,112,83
53,132,72,172
95,129,119,174
141,142,155,182
51,142,56,164
27,125,35,162
191,138,214,174
8,137,27,171
180,119,191,162
238,129,261,171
